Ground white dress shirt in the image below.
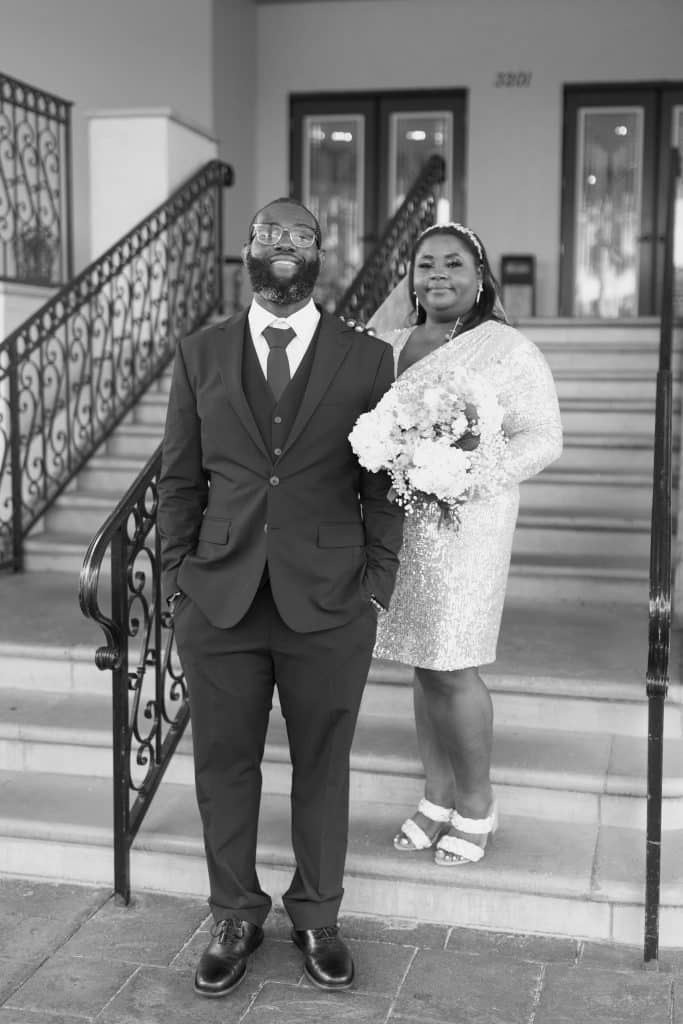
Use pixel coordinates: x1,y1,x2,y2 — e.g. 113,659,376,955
248,298,321,379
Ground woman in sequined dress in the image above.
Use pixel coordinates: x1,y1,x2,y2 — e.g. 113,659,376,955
367,223,563,866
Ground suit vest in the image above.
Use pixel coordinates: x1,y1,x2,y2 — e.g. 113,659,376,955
241,321,319,456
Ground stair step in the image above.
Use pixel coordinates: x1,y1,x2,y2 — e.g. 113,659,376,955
75,455,149,493
104,425,161,458
520,470,655,513
553,370,658,402
506,552,649,603
522,321,667,373
513,510,652,558
0,688,681,829
129,394,168,426
23,531,104,574
560,398,669,436
45,492,127,534
521,318,662,345
557,434,658,473
0,769,681,945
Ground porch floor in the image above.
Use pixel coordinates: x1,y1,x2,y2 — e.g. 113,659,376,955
0,876,679,1023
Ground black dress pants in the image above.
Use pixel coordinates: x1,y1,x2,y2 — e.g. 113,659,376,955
174,581,377,929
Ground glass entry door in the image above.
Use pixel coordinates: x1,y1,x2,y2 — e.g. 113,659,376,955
560,85,683,317
659,90,683,318
291,91,466,311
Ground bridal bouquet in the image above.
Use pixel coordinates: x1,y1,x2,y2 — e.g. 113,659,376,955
349,366,508,526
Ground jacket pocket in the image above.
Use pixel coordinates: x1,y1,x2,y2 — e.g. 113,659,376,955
317,522,365,548
198,517,231,546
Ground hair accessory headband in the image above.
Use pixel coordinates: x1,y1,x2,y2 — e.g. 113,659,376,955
418,222,484,264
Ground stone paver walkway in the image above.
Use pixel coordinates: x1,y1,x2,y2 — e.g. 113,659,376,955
0,878,679,1023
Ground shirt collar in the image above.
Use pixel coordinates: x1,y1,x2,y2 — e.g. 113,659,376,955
249,297,319,339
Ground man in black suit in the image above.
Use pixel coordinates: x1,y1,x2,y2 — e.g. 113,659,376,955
158,197,403,997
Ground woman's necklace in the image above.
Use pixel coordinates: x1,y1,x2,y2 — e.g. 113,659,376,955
444,317,461,343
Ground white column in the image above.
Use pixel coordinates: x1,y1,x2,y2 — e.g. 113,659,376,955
87,109,218,259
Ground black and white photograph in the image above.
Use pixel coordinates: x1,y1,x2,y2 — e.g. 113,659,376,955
0,1,681,1021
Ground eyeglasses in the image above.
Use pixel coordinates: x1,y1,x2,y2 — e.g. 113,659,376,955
250,223,319,248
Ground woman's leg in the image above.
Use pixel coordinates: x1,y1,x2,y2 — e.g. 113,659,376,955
394,672,457,848
406,675,457,838
416,666,494,857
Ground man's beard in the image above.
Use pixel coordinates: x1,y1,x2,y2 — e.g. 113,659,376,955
245,251,321,305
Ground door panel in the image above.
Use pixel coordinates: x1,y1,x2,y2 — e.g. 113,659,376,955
291,97,376,312
378,92,465,227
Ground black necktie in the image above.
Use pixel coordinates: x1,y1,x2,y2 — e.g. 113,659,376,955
263,324,296,400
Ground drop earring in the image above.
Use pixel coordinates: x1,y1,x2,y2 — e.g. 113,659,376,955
413,294,421,321
475,282,483,304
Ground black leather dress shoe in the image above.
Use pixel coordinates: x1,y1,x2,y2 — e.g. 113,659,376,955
193,918,264,997
291,925,354,990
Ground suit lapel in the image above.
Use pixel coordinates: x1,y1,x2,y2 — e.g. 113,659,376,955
282,312,352,455
216,312,269,458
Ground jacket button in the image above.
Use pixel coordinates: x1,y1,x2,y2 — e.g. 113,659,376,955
273,415,283,424
269,476,279,486
273,447,282,456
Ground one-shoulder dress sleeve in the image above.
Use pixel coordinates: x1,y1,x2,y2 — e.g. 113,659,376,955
493,332,563,488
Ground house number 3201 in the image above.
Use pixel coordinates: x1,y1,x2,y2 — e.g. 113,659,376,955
494,72,532,87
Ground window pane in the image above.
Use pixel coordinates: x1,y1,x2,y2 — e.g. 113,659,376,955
388,112,451,219
302,114,364,312
574,107,643,317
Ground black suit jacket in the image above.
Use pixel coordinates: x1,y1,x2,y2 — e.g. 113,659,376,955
158,308,404,632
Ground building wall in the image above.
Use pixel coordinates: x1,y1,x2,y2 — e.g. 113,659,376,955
254,0,683,315
0,0,216,271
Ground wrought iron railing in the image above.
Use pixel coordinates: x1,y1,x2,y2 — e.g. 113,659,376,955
643,146,681,964
335,154,446,322
1,158,233,571
79,445,181,904
0,71,73,285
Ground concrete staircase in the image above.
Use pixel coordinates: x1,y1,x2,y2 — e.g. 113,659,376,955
2,317,683,947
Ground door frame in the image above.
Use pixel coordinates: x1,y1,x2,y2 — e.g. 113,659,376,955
560,81,682,317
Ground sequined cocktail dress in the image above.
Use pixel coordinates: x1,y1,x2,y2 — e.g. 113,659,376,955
374,320,562,671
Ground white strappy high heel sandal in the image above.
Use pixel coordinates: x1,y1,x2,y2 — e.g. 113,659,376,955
393,797,453,852
434,801,498,866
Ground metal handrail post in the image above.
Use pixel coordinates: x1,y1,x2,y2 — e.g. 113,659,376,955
643,145,680,964
110,528,131,905
8,336,23,571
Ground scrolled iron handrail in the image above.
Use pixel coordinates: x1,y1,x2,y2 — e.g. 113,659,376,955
1,158,233,571
643,145,681,964
78,453,165,668
335,154,446,322
79,442,189,904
